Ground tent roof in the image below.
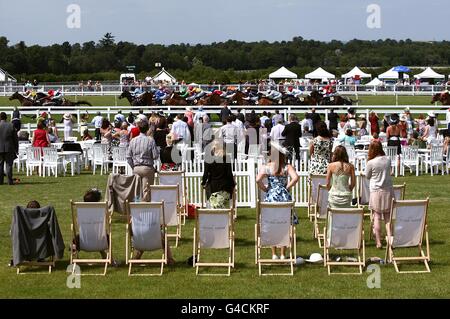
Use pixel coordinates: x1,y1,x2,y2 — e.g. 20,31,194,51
152,68,176,82
305,67,335,79
269,66,297,79
341,66,371,79
0,67,16,82
378,67,410,79
414,67,445,79
366,77,383,86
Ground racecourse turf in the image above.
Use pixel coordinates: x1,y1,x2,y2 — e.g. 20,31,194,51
0,170,449,298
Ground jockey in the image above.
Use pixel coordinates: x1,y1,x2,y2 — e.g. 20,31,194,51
440,89,449,99
265,89,282,101
243,86,258,101
132,87,144,98
179,87,190,98
221,86,236,99
322,84,334,97
23,89,37,100
285,86,303,98
155,86,169,103
52,89,63,102
187,87,206,101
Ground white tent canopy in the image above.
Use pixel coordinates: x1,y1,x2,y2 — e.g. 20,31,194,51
269,66,297,79
366,77,383,86
0,67,16,82
152,68,177,84
378,67,410,80
305,67,335,79
341,66,371,79
414,67,445,79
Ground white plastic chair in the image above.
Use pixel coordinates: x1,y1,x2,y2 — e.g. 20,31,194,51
383,146,399,177
42,147,66,177
26,147,42,177
112,146,129,175
423,145,444,176
92,143,110,175
401,146,420,176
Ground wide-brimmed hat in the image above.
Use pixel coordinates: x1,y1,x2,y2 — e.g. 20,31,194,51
427,111,436,117
63,113,72,120
306,253,323,263
400,114,408,122
389,114,399,125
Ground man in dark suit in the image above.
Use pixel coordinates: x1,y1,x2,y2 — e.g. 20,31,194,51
0,112,18,185
282,114,302,167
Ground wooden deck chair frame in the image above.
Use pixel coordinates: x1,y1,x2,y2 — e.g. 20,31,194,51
385,198,430,273
149,185,181,247
70,201,112,276
255,201,296,276
323,208,365,275
16,258,55,275
314,184,329,248
368,183,406,241
193,208,235,276
307,175,327,222
200,183,238,220
125,201,168,276
158,170,188,225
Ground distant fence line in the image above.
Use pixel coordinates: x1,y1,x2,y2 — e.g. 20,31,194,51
0,83,448,97
1,104,448,135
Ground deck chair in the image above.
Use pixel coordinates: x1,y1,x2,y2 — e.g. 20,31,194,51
323,208,365,275
255,201,296,276
158,170,188,225
125,201,167,276
200,185,238,220
193,208,234,276
385,198,430,273
11,206,65,274
314,184,329,247
70,201,111,275
149,185,181,247
357,174,371,216
307,174,327,222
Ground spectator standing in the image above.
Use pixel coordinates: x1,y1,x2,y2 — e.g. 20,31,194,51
0,112,19,185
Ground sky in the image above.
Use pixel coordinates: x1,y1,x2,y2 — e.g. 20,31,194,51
0,0,448,46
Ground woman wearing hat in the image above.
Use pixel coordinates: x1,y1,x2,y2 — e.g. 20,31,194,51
386,114,402,155
63,113,74,141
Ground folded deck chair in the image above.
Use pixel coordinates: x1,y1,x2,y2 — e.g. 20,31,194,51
255,201,296,276
307,175,327,222
324,208,365,275
125,201,167,276
105,173,144,217
158,170,188,225
385,198,430,273
193,208,234,276
70,201,111,275
11,206,65,274
149,185,181,247
314,184,329,247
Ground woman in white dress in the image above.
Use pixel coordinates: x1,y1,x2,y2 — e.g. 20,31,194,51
63,113,74,141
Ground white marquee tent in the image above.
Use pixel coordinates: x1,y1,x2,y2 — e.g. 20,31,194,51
366,77,383,86
0,67,16,83
305,67,335,80
378,67,410,80
341,66,371,79
152,68,177,84
269,66,297,79
414,67,445,79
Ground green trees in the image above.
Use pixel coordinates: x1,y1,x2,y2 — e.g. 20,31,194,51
3,33,450,83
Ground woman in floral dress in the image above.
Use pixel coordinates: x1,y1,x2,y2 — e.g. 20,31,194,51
309,121,333,175
256,143,299,260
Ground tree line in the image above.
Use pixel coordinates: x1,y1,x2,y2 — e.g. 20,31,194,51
2,34,450,83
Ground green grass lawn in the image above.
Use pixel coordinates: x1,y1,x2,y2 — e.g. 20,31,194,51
0,171,449,298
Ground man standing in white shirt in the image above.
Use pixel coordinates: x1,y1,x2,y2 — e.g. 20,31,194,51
260,111,269,127
300,112,313,134
270,118,286,145
114,110,125,123
220,116,238,159
91,111,103,141
193,106,207,123
171,114,190,145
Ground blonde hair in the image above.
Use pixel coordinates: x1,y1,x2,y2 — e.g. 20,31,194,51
211,140,225,158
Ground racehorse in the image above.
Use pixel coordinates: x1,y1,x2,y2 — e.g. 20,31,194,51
9,92,36,106
166,92,188,106
199,93,227,106
431,92,450,109
320,94,354,106
119,90,154,106
228,91,253,105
